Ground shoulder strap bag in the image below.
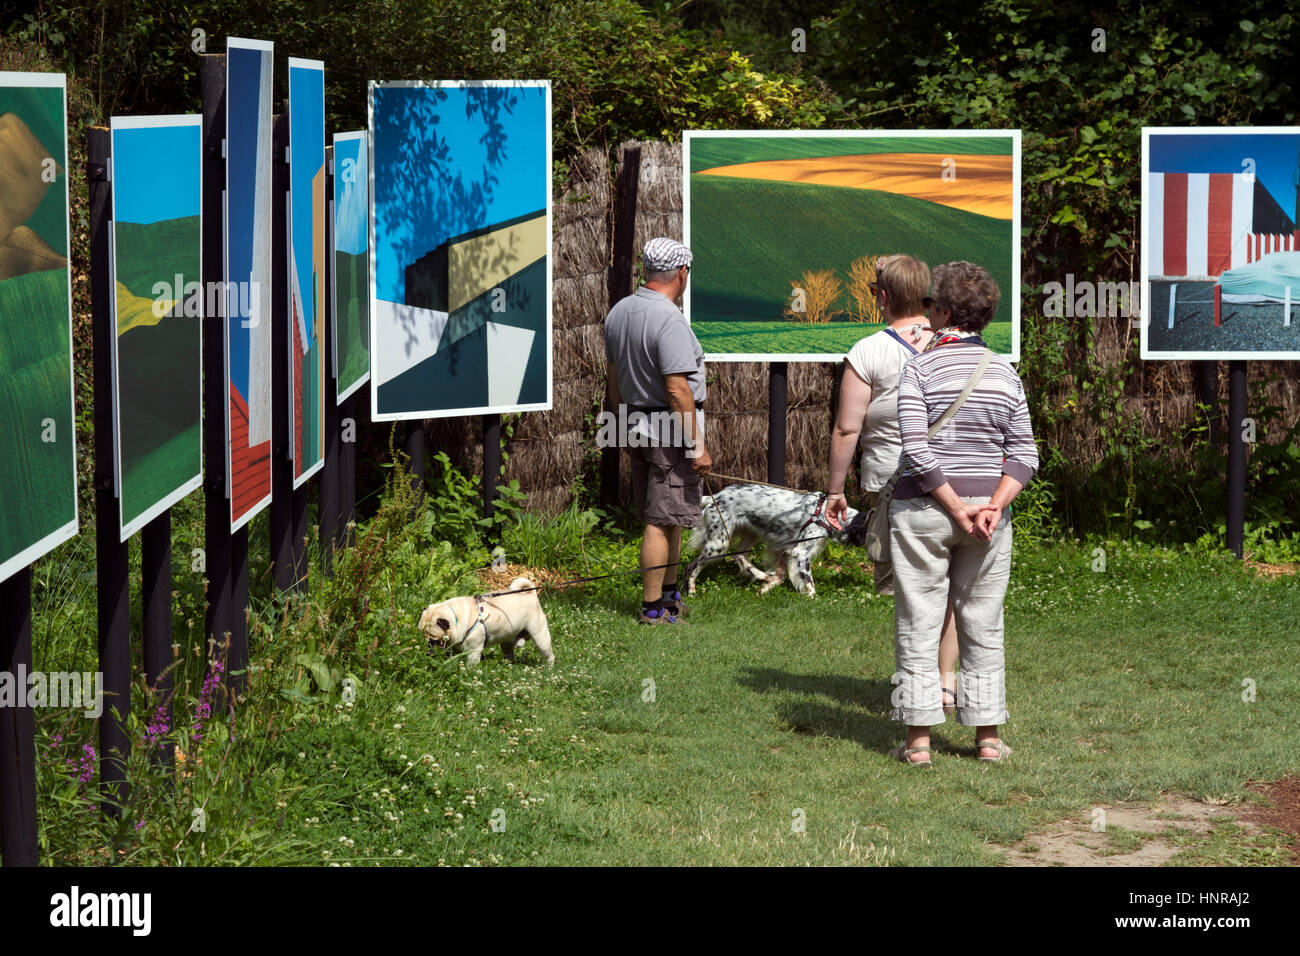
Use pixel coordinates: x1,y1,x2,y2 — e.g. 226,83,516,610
864,349,994,564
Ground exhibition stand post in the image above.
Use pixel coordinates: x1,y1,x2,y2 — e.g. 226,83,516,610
0,567,38,865
1226,360,1247,558
270,107,295,594
88,125,131,817
320,145,340,577
201,53,238,698
483,414,501,529
768,362,788,486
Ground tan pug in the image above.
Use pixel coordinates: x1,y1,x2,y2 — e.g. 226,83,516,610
418,577,555,665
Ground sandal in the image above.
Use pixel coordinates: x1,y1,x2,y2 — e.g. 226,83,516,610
976,738,1012,763
942,687,957,715
889,744,932,767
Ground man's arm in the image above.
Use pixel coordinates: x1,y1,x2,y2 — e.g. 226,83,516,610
664,373,711,474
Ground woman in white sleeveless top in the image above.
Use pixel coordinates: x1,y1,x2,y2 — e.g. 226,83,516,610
825,255,960,716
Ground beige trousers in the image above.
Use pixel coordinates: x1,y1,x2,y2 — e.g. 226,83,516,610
888,495,1012,727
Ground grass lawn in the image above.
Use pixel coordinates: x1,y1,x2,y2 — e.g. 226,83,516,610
403,538,1295,866
27,500,1299,866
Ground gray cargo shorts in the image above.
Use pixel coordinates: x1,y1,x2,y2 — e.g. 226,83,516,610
629,442,702,528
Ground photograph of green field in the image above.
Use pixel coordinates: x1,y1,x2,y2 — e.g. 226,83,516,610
0,72,77,583
110,116,203,540
333,130,369,402
684,131,1020,361
335,247,369,392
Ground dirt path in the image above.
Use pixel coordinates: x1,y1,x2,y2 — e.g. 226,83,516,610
1001,796,1263,866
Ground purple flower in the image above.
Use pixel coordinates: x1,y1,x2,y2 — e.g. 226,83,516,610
77,743,96,784
143,706,170,750
192,659,225,745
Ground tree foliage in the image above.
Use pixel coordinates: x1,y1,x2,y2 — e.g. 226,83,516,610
5,0,844,167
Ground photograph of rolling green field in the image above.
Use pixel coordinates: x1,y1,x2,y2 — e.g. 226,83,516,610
0,73,78,583
334,130,369,402
110,116,203,540
684,131,1020,360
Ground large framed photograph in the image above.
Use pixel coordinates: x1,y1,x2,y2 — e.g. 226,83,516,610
109,114,203,541
288,57,326,487
1142,127,1300,360
0,71,78,582
368,80,552,421
332,129,370,403
683,129,1022,362
224,37,274,530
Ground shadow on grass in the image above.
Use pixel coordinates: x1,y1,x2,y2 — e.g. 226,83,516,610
737,667,967,758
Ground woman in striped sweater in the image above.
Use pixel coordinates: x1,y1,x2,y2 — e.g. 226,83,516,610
887,261,1039,767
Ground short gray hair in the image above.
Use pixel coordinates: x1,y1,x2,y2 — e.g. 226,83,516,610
645,266,681,283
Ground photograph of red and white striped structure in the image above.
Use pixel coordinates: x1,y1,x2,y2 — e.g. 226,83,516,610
1143,128,1300,360
1147,172,1295,279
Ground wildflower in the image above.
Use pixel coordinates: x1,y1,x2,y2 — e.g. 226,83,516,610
191,659,224,745
143,706,170,750
76,744,96,784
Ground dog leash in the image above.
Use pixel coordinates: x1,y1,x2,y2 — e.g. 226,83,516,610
473,525,845,600
478,516,850,599
706,471,814,494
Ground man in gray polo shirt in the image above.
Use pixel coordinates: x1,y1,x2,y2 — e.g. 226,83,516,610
604,237,711,624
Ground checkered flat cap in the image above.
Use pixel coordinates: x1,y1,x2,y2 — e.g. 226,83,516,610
643,237,693,273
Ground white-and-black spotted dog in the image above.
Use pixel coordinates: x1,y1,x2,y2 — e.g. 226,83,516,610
686,484,868,598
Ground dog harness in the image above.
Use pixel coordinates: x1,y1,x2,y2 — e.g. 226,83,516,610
799,493,835,536
465,595,491,643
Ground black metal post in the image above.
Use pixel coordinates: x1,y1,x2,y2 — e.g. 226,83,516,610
602,145,642,509
201,53,234,689
406,420,426,509
0,567,37,866
320,145,339,576
768,362,788,486
140,514,175,772
270,109,294,593
339,394,356,550
229,525,250,694
1197,360,1219,446
483,414,501,524
89,125,130,817
1226,360,1247,558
